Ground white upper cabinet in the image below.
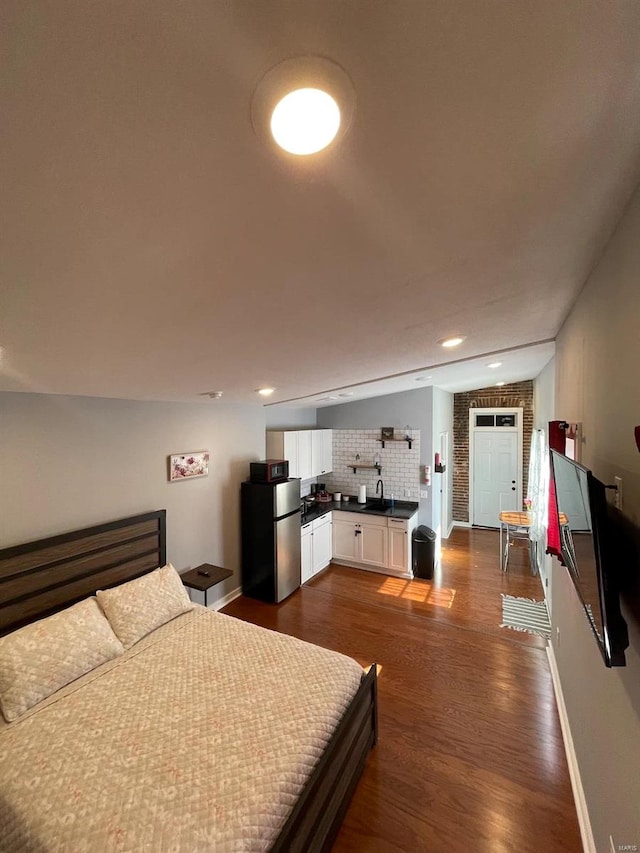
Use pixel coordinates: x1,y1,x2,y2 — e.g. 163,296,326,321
283,432,299,478
267,429,332,481
297,430,313,480
311,429,333,477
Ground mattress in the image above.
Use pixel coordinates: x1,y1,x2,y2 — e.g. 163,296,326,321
0,607,364,852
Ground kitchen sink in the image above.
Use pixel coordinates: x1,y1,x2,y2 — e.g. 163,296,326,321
364,501,389,512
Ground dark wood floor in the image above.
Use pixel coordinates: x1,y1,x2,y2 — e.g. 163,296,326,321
223,526,582,853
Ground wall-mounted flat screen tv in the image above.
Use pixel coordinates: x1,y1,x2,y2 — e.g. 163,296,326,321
549,449,628,667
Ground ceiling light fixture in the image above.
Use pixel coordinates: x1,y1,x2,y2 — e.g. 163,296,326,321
488,362,502,369
271,88,340,155
496,381,506,387
207,391,223,399
251,56,356,159
338,392,354,397
439,336,466,348
415,375,433,382
257,387,275,397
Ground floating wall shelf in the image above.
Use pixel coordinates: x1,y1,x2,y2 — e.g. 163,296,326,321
349,464,382,474
376,437,413,449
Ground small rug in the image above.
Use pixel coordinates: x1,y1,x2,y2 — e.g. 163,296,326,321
501,595,551,638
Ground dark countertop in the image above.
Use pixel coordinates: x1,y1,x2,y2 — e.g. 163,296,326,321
301,497,418,526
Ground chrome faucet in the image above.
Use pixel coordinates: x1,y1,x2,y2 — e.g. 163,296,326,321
376,479,384,503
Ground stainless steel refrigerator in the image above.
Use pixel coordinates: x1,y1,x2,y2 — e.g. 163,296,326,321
241,478,301,603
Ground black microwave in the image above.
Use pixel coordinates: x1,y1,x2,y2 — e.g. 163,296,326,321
249,460,289,483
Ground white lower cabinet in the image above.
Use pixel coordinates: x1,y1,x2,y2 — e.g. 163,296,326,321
312,513,332,574
388,519,410,573
301,512,332,585
358,516,388,568
332,510,417,577
301,521,313,584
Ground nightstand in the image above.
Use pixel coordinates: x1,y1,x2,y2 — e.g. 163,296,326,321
181,563,233,608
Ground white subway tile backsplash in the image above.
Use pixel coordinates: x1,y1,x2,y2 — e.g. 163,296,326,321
323,429,420,501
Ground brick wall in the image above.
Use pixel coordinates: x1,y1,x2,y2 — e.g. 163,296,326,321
452,381,534,523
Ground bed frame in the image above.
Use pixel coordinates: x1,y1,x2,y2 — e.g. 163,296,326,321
0,510,377,852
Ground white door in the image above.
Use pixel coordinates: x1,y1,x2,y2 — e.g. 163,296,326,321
472,430,519,527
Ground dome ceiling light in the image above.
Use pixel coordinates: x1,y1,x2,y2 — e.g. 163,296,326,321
251,56,356,159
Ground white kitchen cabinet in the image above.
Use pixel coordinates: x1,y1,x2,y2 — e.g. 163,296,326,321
332,509,417,577
360,522,388,568
267,429,331,481
301,521,313,584
311,429,333,477
387,515,418,574
297,430,313,480
283,432,298,478
332,517,360,563
301,513,332,585
332,511,387,570
312,513,332,574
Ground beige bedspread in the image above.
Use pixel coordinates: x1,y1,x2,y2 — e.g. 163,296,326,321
0,607,364,852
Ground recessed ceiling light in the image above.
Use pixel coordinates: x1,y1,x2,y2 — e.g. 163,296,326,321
338,392,354,397
439,336,466,348
415,375,432,382
496,381,506,387
271,88,340,155
488,362,502,369
251,57,356,159
207,391,223,399
257,387,275,396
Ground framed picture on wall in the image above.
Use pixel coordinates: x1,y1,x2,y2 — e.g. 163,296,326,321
381,427,394,439
168,451,210,481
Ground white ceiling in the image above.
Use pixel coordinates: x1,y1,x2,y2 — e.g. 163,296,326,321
2,1,640,406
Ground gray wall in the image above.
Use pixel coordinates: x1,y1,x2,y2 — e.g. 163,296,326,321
551,186,640,850
533,356,555,432
533,357,556,608
317,388,433,527
264,407,317,429
431,386,454,543
0,393,266,606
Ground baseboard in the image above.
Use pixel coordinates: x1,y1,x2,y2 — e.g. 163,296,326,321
546,643,595,853
452,521,471,529
188,584,242,610
444,521,454,539
212,585,242,611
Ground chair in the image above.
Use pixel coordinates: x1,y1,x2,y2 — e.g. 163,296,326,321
499,511,535,573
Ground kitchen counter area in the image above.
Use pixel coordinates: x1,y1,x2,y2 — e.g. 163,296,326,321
301,497,418,525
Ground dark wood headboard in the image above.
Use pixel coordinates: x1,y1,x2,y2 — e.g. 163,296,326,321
0,510,166,636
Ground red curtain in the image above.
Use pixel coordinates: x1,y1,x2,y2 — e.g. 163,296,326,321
546,421,566,562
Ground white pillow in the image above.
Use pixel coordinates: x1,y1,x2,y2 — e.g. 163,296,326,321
0,597,124,723
97,563,193,649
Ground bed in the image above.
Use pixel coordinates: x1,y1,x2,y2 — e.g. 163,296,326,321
0,510,377,852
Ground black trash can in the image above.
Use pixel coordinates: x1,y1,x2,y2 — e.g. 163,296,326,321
412,525,436,579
